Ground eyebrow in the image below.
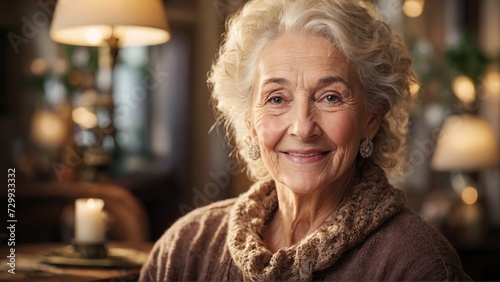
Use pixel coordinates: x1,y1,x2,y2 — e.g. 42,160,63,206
317,76,349,88
260,76,349,90
261,77,290,88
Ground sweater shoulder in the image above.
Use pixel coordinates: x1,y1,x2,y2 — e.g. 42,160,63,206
321,208,469,281
381,208,460,262
362,208,468,280
140,198,237,281
155,197,237,251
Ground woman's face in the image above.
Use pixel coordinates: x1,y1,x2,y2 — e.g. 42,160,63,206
248,33,380,194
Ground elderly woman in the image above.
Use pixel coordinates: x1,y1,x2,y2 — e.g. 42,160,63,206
141,0,468,280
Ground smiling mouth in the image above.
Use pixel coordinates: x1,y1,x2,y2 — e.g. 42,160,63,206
280,150,332,164
284,151,331,157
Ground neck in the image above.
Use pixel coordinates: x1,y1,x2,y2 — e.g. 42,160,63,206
263,165,355,252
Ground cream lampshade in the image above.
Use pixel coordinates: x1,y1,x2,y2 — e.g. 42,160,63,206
431,115,500,171
50,0,170,47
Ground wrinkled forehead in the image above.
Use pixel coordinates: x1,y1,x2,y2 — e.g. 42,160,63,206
254,33,359,89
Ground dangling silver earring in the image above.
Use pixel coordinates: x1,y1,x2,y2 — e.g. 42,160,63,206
248,141,260,160
359,138,373,158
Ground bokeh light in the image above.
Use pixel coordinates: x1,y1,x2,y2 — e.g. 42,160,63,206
403,0,424,18
461,186,478,205
72,107,97,129
452,75,476,104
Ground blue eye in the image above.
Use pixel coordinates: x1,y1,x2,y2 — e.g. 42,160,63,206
324,94,340,103
268,96,283,104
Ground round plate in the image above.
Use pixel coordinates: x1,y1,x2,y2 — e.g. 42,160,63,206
41,245,148,269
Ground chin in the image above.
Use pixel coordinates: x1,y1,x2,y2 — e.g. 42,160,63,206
279,176,327,195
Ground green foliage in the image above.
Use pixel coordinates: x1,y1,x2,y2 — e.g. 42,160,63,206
445,30,490,82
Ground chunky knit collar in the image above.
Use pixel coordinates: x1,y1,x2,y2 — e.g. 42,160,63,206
227,160,406,281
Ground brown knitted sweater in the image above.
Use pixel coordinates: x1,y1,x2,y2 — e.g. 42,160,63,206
140,162,469,281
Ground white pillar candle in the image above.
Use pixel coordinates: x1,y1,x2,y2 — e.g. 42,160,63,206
75,198,106,244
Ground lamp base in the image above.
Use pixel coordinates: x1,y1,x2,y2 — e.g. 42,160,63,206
71,239,107,259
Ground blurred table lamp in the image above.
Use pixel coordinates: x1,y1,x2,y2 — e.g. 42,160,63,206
49,0,170,172
432,115,499,172
431,115,499,242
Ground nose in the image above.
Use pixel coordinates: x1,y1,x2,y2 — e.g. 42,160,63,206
287,98,321,140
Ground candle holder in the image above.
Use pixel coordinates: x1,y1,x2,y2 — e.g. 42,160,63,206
71,239,108,259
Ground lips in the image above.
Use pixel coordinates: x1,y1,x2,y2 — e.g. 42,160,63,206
280,149,331,164
286,151,329,157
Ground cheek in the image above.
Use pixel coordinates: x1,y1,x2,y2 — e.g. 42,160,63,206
322,112,363,146
253,111,288,150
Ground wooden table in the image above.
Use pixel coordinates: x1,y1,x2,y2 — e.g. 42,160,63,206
0,242,152,281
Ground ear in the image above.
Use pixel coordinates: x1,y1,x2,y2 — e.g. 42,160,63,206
364,112,382,140
245,115,258,142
